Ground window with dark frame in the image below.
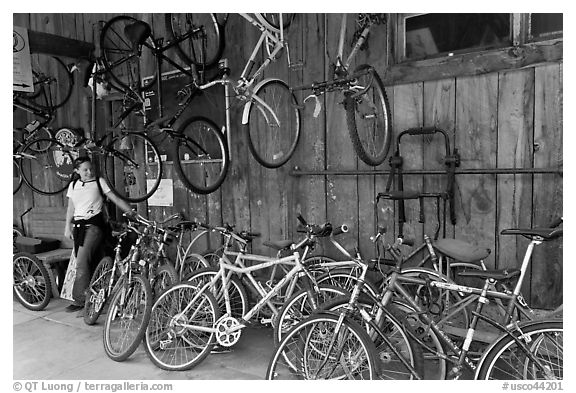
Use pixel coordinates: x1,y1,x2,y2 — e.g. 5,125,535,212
402,13,512,61
529,13,562,41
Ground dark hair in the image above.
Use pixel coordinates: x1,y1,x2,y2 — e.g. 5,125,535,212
73,155,92,169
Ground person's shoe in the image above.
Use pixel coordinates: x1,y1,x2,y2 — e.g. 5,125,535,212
211,345,233,354
65,304,83,313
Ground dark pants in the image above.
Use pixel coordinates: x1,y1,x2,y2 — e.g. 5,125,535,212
72,225,103,305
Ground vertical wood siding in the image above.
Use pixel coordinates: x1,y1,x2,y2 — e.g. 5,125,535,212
13,13,563,308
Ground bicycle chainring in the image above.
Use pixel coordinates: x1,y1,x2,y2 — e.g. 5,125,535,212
215,316,242,347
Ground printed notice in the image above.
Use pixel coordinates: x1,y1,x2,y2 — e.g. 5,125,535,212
13,26,34,93
147,178,173,206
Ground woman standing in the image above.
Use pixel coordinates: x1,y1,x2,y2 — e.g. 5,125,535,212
63,156,136,312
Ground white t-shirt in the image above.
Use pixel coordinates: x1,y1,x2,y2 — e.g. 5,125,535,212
66,177,112,220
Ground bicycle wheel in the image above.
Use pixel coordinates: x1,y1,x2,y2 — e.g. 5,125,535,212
172,116,229,195
144,283,220,371
13,252,52,311
274,284,349,343
100,15,156,92
476,321,563,380
103,274,153,362
20,137,73,195
103,131,162,203
178,253,210,281
184,267,249,321
84,256,115,325
164,13,224,69
13,158,23,194
323,296,424,380
20,54,73,110
151,262,179,300
345,64,391,166
316,268,380,298
267,313,379,379
246,79,300,168
256,13,294,33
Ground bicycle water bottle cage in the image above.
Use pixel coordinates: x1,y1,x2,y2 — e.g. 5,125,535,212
123,21,151,50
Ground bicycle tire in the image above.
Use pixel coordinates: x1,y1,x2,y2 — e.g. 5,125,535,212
102,131,162,203
316,268,380,298
13,158,23,194
322,296,424,380
178,252,210,280
151,262,179,300
256,13,294,33
20,54,73,110
164,13,224,69
102,274,153,362
13,252,52,311
172,116,229,195
267,313,379,379
184,267,249,321
475,320,563,380
21,127,53,153
344,64,391,166
273,284,349,345
20,137,73,195
100,15,157,93
245,79,301,168
144,283,220,371
84,256,115,325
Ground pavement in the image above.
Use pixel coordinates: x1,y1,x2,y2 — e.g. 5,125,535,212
13,298,276,380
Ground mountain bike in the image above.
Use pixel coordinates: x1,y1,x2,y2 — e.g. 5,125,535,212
292,13,391,166
142,218,352,371
99,14,300,176
269,221,563,380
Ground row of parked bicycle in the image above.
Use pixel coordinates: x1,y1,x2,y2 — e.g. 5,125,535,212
14,13,391,201
13,211,563,380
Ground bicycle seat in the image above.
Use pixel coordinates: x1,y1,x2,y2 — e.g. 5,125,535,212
433,238,491,263
457,268,520,281
501,228,562,241
172,221,198,231
123,20,151,48
263,239,293,251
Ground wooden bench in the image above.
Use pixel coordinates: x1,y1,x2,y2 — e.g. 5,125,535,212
27,207,73,298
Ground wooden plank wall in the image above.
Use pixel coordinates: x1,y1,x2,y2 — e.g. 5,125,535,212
13,13,563,308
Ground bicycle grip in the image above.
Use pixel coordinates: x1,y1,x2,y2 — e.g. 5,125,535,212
549,217,563,228
400,238,415,247
405,126,437,135
297,214,308,226
332,225,349,236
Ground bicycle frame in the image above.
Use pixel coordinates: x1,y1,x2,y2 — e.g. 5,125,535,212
335,14,373,72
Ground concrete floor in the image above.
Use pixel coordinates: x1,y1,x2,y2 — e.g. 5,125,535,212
13,298,275,380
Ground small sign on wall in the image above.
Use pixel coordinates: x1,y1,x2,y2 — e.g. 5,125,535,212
13,26,34,93
147,178,173,207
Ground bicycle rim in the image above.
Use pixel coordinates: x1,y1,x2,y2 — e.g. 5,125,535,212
103,275,152,362
173,116,229,194
246,79,300,168
267,314,378,379
164,13,224,68
185,267,248,320
144,283,220,371
100,15,156,92
21,54,73,110
103,132,162,203
345,65,391,166
20,137,73,195
476,321,563,380
13,159,23,194
256,13,294,33
84,256,115,325
151,263,179,300
13,252,52,311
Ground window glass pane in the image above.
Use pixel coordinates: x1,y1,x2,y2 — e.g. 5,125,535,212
530,13,562,39
404,13,511,60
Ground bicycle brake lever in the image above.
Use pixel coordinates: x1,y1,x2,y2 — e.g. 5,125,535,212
303,94,322,118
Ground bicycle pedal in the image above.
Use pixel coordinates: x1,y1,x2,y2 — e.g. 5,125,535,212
260,317,273,325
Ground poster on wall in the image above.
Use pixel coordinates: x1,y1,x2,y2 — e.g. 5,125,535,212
147,178,173,207
13,26,34,93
